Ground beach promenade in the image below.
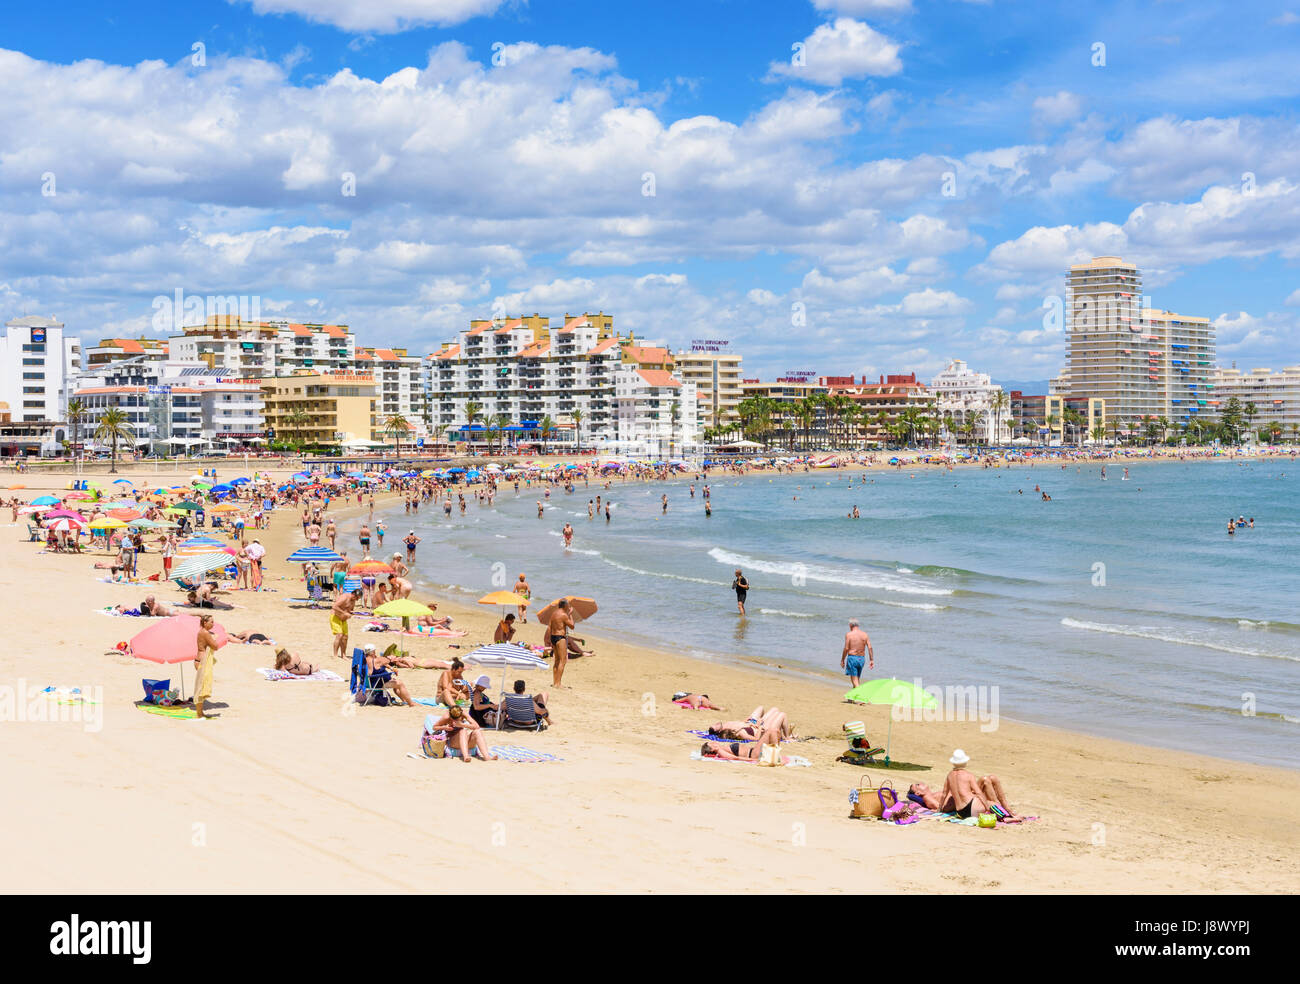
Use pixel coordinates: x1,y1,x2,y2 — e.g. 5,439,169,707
1,462,1297,894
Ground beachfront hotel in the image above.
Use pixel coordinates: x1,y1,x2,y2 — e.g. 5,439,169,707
1212,365,1300,438
354,346,427,439
258,370,379,447
1064,257,1215,429
169,315,357,379
74,350,266,452
674,349,745,432
929,359,1012,444
426,312,700,449
0,315,81,424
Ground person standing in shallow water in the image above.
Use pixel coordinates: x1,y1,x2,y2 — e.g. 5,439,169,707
731,569,749,616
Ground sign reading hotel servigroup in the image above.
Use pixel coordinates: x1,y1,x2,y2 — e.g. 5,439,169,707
691,339,729,351
777,370,815,382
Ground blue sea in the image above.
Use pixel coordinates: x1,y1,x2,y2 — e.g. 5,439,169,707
359,458,1300,769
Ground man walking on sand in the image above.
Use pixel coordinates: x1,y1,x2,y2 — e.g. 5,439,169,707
548,598,575,688
331,588,360,661
840,618,874,688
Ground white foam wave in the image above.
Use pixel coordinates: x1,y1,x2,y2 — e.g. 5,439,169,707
759,608,817,618
1061,618,1300,662
708,547,952,597
599,556,727,587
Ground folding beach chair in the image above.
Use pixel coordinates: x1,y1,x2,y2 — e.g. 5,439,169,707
349,647,404,707
500,693,547,732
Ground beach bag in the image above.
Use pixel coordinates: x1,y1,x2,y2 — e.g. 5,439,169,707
757,742,783,767
142,678,170,704
850,776,894,818
421,730,448,759
977,812,997,828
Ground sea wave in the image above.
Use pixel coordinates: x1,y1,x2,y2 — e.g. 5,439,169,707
599,555,728,587
758,608,817,618
708,547,952,597
1060,617,1300,662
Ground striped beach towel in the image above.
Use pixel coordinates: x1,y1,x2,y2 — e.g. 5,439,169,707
255,667,343,682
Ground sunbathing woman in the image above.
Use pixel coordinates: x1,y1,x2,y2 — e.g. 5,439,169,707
673,692,724,711
709,707,793,741
229,629,274,645
429,705,498,762
274,648,319,676
378,642,451,671
699,725,783,761
415,602,453,630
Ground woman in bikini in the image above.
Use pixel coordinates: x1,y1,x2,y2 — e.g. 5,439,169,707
274,649,319,675
428,705,497,762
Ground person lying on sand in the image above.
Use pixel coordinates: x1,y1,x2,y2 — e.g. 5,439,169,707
564,635,595,658
415,602,453,630
907,750,1019,819
229,629,273,645
186,583,232,609
699,727,783,761
274,648,319,676
428,705,497,762
673,692,723,711
709,707,793,741
378,642,450,670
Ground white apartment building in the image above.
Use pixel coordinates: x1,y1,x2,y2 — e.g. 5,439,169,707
1065,257,1215,428
429,313,625,446
1,316,81,422
355,346,427,439
673,349,744,432
615,366,698,455
929,359,1011,443
1212,366,1300,438
169,316,355,378
74,358,264,452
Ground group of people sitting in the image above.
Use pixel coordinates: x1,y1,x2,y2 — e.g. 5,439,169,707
906,749,1020,820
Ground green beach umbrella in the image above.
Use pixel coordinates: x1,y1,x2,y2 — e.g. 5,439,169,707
844,678,938,766
373,599,433,657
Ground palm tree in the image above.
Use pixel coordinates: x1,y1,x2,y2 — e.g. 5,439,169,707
1044,413,1059,446
283,408,310,448
382,412,410,457
570,407,585,453
539,415,556,454
93,407,133,474
1244,401,1258,438
990,390,1008,447
463,400,483,448
492,413,511,455
669,401,680,456
66,398,86,460
1091,424,1106,446
1290,423,1299,445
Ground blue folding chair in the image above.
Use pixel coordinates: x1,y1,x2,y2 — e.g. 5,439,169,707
349,647,403,707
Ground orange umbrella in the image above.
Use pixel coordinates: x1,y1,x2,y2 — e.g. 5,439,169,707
536,596,598,625
209,502,240,513
350,560,395,575
478,590,530,607
108,508,143,521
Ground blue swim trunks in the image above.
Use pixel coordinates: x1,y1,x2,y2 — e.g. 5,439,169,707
845,655,865,677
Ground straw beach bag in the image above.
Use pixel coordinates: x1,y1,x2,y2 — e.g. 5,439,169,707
850,775,896,818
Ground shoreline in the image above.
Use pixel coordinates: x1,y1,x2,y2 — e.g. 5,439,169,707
3,464,1298,893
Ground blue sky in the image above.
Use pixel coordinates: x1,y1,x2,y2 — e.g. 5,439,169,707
2,0,1300,381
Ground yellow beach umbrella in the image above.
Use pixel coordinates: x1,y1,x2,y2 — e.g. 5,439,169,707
374,599,435,656
477,591,529,607
89,517,127,529
209,502,240,513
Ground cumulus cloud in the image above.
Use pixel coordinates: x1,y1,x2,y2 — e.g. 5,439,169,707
768,18,903,86
231,0,506,33
1032,91,1083,126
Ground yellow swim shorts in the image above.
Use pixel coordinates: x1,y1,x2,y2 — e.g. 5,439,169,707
330,614,347,635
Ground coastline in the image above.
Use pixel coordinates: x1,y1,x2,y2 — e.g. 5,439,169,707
2,464,1298,894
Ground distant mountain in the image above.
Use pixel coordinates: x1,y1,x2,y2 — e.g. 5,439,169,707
992,379,1051,394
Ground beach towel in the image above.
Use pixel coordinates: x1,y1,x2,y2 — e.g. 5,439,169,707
255,667,343,682
138,704,199,719
686,729,791,744
39,686,100,706
412,698,468,709
403,628,468,638
405,746,562,763
690,751,811,767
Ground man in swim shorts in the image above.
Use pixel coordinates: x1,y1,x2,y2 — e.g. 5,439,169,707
840,618,874,687
731,568,749,616
330,588,360,661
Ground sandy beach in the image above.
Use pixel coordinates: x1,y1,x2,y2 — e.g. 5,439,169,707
2,462,1298,894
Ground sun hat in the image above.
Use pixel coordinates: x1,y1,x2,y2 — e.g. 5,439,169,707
949,748,970,766
363,643,376,654
474,674,491,688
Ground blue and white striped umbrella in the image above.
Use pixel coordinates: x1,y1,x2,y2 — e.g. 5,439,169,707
463,643,548,670
341,576,363,591
285,545,345,563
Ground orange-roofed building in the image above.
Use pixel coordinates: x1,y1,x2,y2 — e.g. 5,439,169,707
169,315,356,378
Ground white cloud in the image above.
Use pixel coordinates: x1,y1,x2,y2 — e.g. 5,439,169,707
812,0,913,14
1032,91,1083,126
768,18,903,87
232,0,506,33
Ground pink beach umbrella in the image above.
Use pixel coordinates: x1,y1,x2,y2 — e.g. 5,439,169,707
129,614,229,699
43,509,87,522
42,517,86,533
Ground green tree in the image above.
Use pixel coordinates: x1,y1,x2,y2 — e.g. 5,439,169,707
539,414,555,454
382,412,410,458
570,407,584,454
93,407,133,474
463,400,483,447
66,398,86,459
